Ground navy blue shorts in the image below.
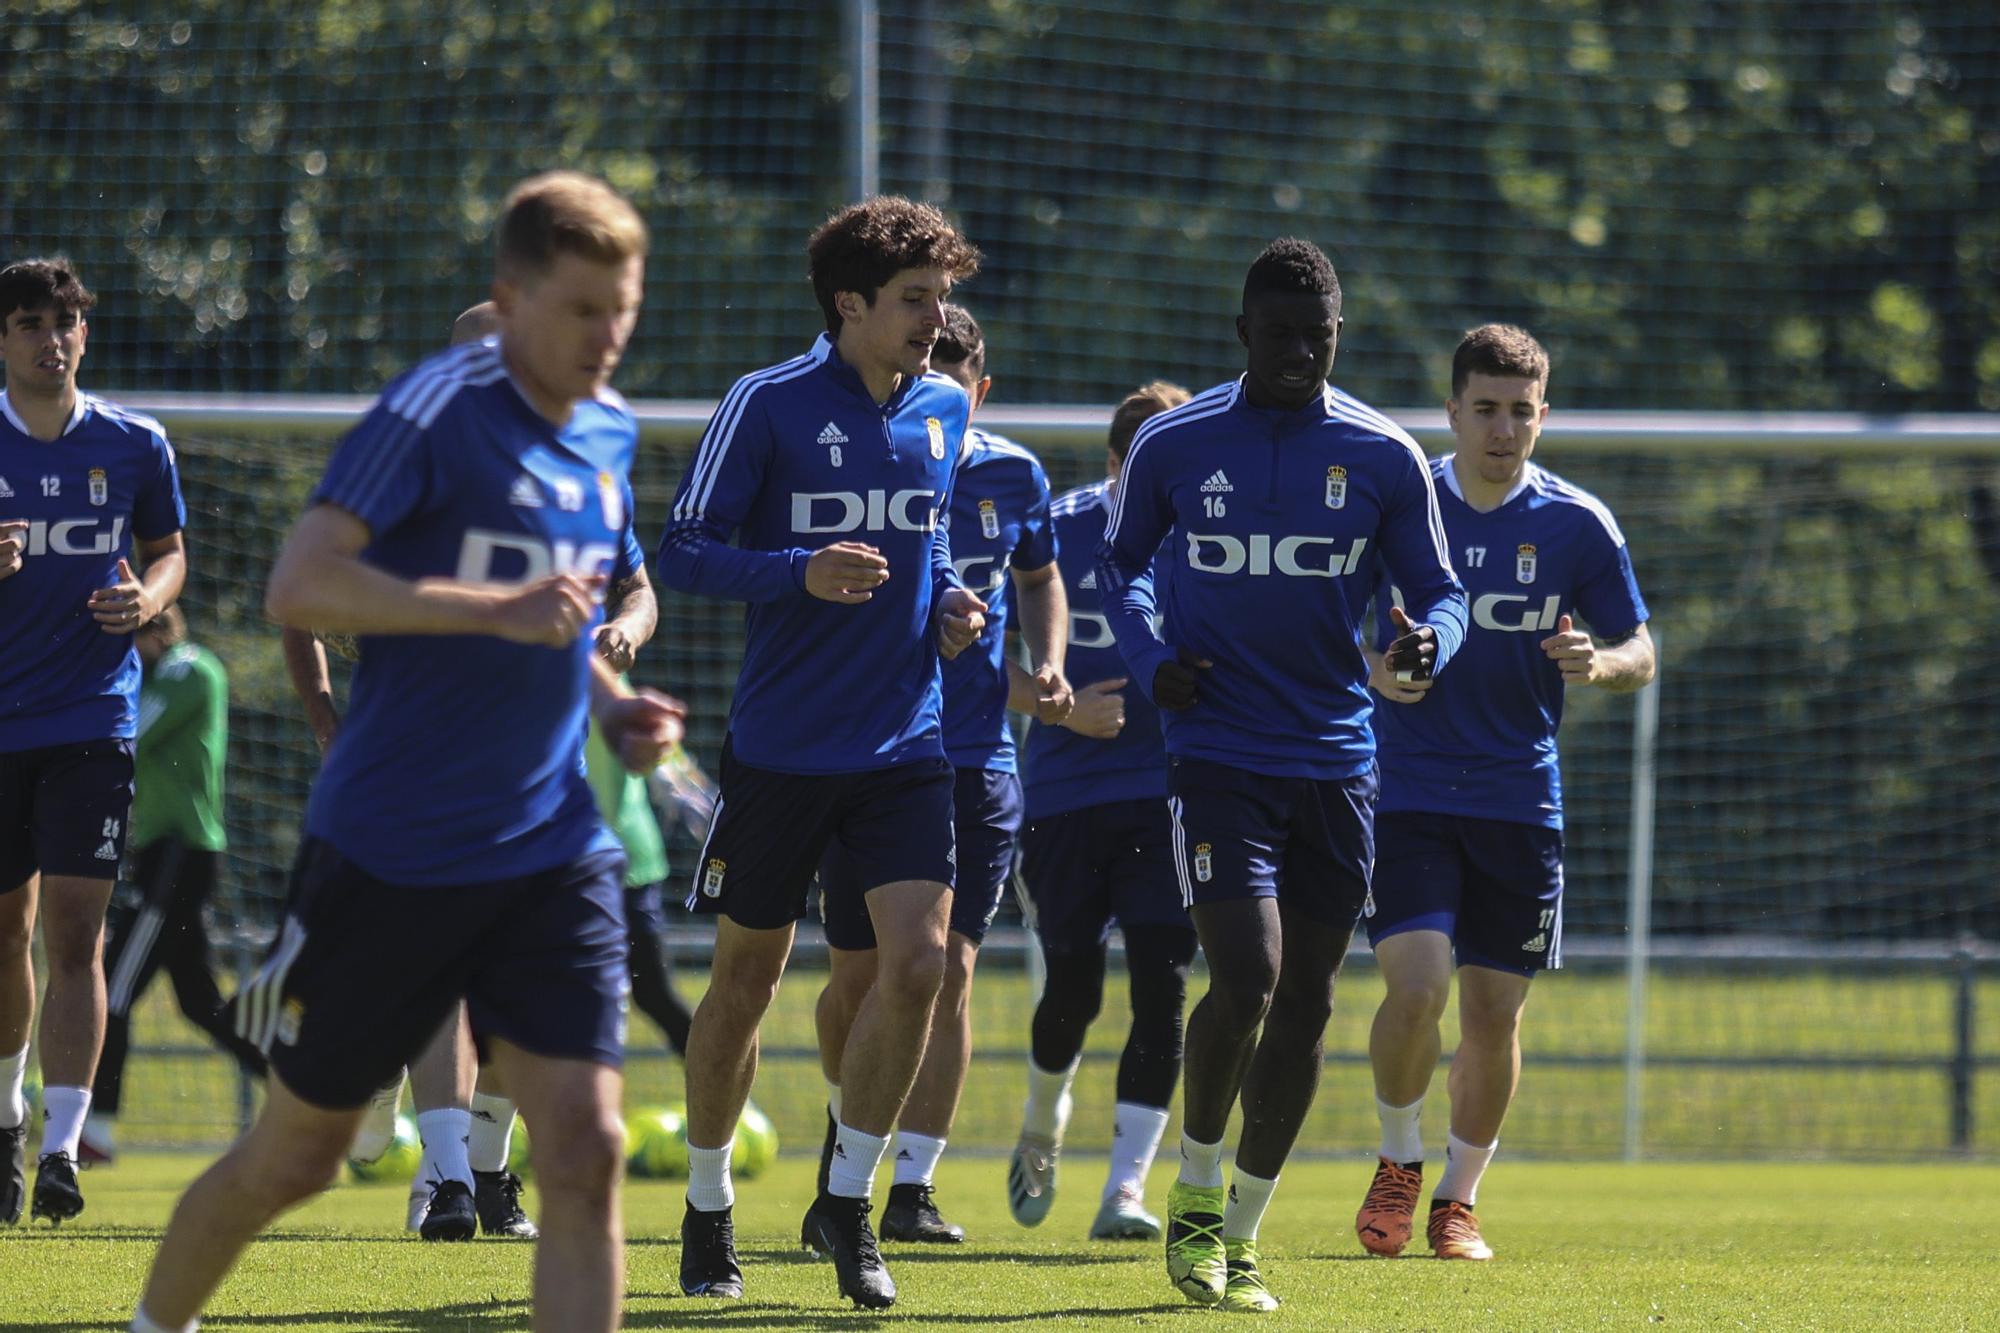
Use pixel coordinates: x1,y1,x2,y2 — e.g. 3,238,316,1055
1165,757,1376,929
0,739,135,889
689,737,957,931
822,766,1021,949
239,837,631,1109
1017,797,1190,953
1365,810,1565,975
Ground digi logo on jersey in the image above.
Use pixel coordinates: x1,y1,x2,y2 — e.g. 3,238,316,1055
1184,532,1369,578
16,516,126,556
790,489,941,535
1471,593,1564,633
953,554,1006,596
455,529,618,584
1068,607,1163,650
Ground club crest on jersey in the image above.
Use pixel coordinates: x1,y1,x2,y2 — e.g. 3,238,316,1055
926,416,946,460
1193,842,1213,882
978,499,999,539
597,471,623,530
1324,465,1348,509
88,467,109,506
554,476,586,512
702,858,727,898
1516,543,1538,584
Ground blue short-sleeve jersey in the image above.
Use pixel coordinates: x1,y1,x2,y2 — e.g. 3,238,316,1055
1373,457,1648,829
941,428,1055,773
0,391,186,751
1098,378,1468,781
304,340,637,884
1021,479,1168,820
657,335,970,775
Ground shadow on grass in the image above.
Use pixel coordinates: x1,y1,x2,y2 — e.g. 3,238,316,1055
16,1299,1189,1332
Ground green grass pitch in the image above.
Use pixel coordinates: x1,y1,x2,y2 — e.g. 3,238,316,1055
3,1152,1993,1330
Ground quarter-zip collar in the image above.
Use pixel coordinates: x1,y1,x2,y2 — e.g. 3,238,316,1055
819,333,918,414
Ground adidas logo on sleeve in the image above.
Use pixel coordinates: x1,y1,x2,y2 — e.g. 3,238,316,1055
1200,470,1233,493
508,474,543,508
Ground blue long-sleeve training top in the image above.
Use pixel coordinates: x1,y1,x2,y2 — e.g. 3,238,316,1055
1097,376,1467,781
657,334,970,774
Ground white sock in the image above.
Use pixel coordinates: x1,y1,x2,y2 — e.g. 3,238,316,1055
826,1080,842,1122
466,1093,516,1173
1435,1132,1498,1205
131,1308,197,1333
687,1141,734,1212
696,1136,744,1208
40,1085,90,1160
1104,1101,1170,1201
890,1130,947,1188
1021,1056,1078,1140
0,1045,26,1129
415,1108,473,1188
1176,1132,1224,1189
84,1111,117,1150
1223,1167,1279,1241
826,1121,890,1200
1376,1094,1425,1165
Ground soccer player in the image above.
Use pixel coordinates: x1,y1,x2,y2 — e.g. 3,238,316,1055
583,686,695,1063
129,172,681,1333
1007,380,1198,1243
657,195,984,1310
1355,324,1654,1262
1098,238,1468,1312
813,303,1071,1245
84,606,266,1163
276,299,582,1244
0,257,188,1227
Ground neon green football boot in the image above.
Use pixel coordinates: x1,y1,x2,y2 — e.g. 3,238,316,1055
1163,1180,1227,1305
1220,1238,1281,1313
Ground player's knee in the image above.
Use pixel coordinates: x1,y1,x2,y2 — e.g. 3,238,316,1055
1206,974,1276,1031
255,1136,347,1204
874,940,946,1012
532,1107,625,1195
1382,972,1452,1027
41,920,104,975
708,953,788,1020
0,909,30,958
1459,989,1528,1048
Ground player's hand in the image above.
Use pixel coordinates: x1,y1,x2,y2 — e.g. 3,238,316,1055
805,541,890,604
593,619,639,672
1153,648,1212,711
1540,614,1601,686
1028,662,1074,725
492,573,604,647
1062,676,1127,738
88,559,159,635
936,587,987,660
598,688,687,773
1369,647,1434,704
1383,605,1438,683
0,520,26,581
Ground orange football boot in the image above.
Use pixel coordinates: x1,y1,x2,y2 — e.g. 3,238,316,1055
1427,1200,1494,1261
1354,1157,1423,1256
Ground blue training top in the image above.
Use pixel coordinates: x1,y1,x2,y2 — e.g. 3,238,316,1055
1021,478,1168,820
1372,456,1648,829
657,334,970,775
1099,376,1468,781
941,427,1056,773
305,340,639,884
0,390,185,751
